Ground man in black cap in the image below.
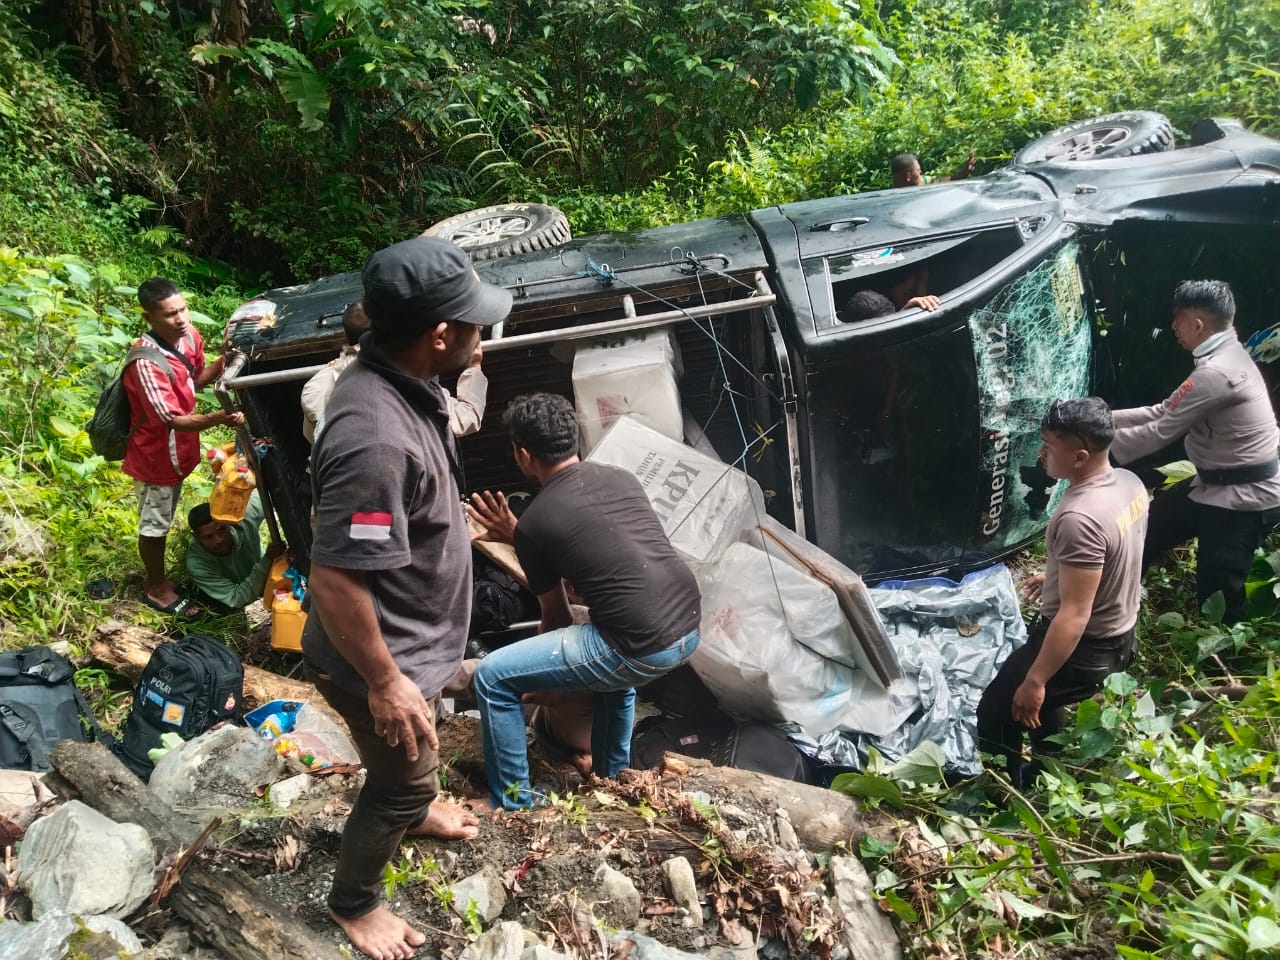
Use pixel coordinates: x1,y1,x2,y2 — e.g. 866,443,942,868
301,236,511,960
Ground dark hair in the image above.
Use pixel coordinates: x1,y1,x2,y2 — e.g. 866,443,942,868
343,299,371,346
503,392,579,464
890,153,918,176
1172,279,1235,330
1041,397,1114,453
187,502,214,530
137,277,180,311
841,289,896,322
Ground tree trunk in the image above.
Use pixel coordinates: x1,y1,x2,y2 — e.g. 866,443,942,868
90,619,349,732
49,740,346,960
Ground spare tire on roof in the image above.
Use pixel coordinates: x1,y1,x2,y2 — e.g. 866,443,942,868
421,203,571,261
1013,111,1174,165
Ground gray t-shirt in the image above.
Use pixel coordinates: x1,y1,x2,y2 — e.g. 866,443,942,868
301,341,472,698
1041,467,1148,639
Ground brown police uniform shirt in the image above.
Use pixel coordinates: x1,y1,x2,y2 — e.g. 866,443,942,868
1040,468,1148,639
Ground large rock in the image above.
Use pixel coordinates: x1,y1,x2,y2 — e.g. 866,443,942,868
592,863,642,928
0,511,48,563
450,864,507,924
0,913,142,960
147,725,284,821
459,921,526,960
18,801,155,919
605,931,704,960
660,856,700,918
829,855,902,960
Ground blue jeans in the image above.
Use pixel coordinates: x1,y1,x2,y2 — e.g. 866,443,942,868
474,625,700,809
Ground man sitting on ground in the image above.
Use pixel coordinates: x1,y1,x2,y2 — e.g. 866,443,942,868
185,492,285,615
302,299,488,444
467,392,702,810
977,397,1148,789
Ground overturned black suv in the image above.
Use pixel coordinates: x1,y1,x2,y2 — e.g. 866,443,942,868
224,113,1280,581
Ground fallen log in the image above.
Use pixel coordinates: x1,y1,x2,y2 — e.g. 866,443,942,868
657,754,877,853
49,740,346,960
90,619,348,733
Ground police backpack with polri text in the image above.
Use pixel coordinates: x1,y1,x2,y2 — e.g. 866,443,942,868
116,634,244,781
0,645,110,772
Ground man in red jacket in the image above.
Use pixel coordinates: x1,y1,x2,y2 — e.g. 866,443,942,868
123,277,243,619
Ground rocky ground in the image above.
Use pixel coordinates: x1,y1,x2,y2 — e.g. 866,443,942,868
0,707,900,960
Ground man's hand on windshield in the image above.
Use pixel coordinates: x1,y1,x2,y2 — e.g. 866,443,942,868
466,490,518,545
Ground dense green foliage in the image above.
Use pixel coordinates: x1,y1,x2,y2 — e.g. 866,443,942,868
2,0,1280,955
4,0,1278,281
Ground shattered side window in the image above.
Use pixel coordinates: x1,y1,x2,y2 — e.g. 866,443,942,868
969,242,1091,550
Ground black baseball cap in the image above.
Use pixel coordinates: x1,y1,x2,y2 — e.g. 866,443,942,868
362,237,512,336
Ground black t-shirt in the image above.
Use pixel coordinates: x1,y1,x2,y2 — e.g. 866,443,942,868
515,461,701,657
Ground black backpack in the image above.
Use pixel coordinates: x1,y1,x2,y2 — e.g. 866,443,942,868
0,646,110,772
470,551,536,636
116,634,244,781
85,335,195,461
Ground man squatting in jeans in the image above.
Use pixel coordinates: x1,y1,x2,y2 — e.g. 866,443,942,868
978,398,1149,789
301,236,511,960
467,392,702,810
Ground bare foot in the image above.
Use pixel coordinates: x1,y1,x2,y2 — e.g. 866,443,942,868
569,752,593,779
329,905,425,960
405,800,479,839
462,795,500,815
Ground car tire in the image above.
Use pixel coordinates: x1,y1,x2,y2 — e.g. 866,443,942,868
421,203,571,261
1013,111,1174,164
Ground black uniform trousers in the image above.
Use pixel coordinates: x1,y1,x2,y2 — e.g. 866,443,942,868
1144,478,1280,624
977,617,1135,787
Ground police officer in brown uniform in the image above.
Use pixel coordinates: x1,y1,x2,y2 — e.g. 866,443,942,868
1110,280,1280,623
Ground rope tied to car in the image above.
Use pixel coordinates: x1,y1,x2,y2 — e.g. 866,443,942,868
578,256,616,287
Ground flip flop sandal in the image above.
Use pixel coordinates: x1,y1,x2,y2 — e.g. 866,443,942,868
86,577,116,600
143,594,202,620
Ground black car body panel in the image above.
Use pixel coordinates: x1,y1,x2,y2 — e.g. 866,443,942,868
226,122,1280,580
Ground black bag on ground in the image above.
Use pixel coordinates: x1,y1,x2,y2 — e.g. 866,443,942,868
116,634,244,781
0,645,110,772
630,714,815,784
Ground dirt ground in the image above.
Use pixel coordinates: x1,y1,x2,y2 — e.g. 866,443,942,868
226,710,806,959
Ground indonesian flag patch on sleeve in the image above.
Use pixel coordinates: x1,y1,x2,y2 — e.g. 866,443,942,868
349,511,393,540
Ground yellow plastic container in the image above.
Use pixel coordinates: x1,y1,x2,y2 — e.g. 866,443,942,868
204,441,238,477
210,457,256,523
271,592,306,652
262,554,291,608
